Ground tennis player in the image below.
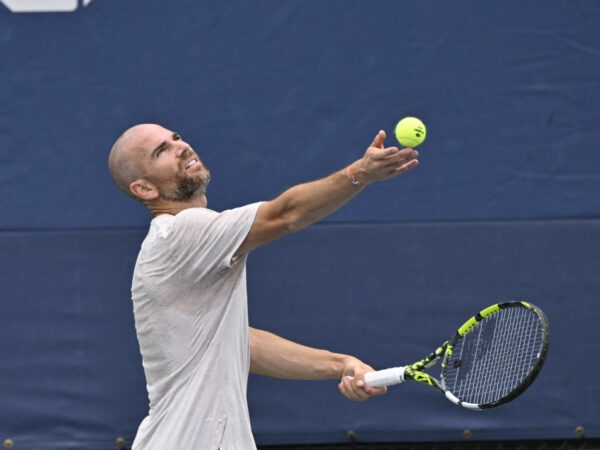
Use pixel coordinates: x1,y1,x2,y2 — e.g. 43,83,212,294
108,123,419,450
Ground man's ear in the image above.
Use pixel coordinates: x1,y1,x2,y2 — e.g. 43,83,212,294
129,179,159,201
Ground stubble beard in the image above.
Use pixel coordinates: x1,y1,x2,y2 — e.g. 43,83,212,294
160,170,211,202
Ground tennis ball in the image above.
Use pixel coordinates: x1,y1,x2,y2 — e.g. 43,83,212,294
394,117,426,148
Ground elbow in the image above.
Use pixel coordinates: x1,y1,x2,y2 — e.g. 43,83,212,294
259,199,308,237
280,208,312,234
281,213,303,234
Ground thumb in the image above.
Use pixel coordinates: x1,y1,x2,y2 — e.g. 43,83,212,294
354,375,365,387
370,130,386,148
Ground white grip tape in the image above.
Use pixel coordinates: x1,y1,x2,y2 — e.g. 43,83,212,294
364,366,406,387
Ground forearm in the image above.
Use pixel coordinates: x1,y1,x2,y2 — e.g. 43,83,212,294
249,327,349,380
273,166,363,233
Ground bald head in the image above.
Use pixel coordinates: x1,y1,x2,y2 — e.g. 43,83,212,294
108,124,158,199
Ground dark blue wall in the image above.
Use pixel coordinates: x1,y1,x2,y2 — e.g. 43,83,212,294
1,1,599,448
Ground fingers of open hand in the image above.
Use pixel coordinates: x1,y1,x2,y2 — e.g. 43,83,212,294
394,156,419,174
338,376,387,402
368,146,417,162
389,147,419,163
368,147,419,178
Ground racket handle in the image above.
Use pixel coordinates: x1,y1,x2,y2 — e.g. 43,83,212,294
364,366,407,387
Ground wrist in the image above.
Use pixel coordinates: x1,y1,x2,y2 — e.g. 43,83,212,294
335,354,358,379
346,163,366,187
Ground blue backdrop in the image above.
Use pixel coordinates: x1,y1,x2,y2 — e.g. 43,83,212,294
1,1,599,448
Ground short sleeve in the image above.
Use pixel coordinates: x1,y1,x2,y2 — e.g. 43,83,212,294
165,202,262,281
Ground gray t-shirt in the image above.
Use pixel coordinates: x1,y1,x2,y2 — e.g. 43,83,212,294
131,203,262,450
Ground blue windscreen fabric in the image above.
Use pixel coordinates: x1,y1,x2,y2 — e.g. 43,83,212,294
0,1,598,448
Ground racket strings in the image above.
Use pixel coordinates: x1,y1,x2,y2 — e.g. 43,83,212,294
444,307,545,405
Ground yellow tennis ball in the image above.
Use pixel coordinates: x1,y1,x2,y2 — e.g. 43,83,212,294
394,117,427,148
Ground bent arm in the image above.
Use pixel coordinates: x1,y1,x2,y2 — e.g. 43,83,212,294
234,130,418,256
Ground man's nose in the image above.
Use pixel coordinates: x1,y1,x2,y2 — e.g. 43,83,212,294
177,145,191,158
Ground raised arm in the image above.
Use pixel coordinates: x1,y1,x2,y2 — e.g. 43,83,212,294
249,327,386,401
234,130,418,256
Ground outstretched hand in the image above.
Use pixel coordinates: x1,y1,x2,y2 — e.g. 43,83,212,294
351,130,419,185
337,357,387,401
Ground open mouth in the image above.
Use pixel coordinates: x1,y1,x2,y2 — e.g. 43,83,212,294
185,159,198,170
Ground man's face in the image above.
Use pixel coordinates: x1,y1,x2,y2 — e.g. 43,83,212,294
133,124,211,201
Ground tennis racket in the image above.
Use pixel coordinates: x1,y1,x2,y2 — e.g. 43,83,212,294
365,301,550,410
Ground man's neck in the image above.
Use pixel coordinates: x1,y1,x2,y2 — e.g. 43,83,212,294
148,195,208,217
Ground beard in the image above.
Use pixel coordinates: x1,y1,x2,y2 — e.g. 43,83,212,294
159,170,211,202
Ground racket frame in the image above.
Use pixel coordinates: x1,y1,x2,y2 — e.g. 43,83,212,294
364,301,550,410
440,301,550,409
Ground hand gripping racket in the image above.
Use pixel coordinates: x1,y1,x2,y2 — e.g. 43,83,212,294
365,301,550,410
